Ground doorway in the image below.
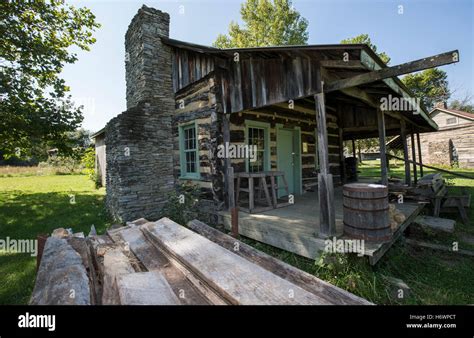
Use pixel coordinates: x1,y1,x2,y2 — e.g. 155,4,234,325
276,125,302,198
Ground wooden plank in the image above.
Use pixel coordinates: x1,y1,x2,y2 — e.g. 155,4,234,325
414,215,455,233
368,203,424,265
142,218,331,305
187,219,372,305
102,248,135,305
400,120,411,186
117,271,180,305
325,50,459,92
377,108,388,186
119,225,213,305
405,239,474,257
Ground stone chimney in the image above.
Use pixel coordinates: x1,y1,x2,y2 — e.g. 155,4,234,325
435,101,447,109
125,5,172,108
105,6,175,222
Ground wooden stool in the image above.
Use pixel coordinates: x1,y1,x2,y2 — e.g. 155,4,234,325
235,172,273,213
266,171,291,208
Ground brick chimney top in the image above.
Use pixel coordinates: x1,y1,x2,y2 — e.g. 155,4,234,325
435,101,447,109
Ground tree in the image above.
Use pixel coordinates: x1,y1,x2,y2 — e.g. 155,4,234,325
341,34,391,64
402,68,450,111
449,94,474,113
0,1,100,159
213,0,308,48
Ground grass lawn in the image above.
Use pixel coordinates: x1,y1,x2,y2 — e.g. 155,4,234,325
0,174,111,305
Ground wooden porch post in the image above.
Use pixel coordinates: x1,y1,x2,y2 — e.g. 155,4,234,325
315,90,336,238
400,120,411,186
338,128,346,184
351,139,356,158
416,132,424,177
410,131,418,185
377,108,388,186
223,113,232,209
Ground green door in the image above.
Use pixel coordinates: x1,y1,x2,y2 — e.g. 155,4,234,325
277,129,295,197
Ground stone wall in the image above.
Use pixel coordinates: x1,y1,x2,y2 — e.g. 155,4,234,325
105,6,175,222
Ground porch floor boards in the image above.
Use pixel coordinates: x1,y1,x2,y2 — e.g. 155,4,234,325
220,187,425,264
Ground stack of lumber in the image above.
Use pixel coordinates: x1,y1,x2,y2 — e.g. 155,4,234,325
30,218,372,305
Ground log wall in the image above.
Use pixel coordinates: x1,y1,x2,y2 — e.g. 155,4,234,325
408,124,474,169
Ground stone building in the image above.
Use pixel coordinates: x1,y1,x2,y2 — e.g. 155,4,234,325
389,102,474,168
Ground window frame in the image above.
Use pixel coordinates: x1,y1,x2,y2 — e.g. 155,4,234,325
446,117,457,125
244,120,271,173
178,121,200,180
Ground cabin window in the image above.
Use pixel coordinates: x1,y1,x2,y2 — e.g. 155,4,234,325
446,117,457,125
245,121,270,172
179,122,200,179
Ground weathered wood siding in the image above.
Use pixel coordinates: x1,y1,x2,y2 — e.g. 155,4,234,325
219,55,332,114
172,48,215,92
430,110,473,129
408,124,474,168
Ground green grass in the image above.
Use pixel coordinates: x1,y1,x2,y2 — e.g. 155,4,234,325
0,174,111,304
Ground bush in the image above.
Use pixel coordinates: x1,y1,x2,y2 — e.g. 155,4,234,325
81,147,99,186
159,183,206,225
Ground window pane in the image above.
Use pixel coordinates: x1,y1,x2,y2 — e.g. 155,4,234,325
247,127,265,172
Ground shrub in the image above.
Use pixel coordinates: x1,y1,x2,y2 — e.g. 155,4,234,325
81,147,98,184
159,183,206,225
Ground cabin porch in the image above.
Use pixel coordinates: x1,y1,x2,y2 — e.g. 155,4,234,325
219,186,425,265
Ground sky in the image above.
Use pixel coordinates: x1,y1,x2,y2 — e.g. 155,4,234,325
63,0,474,132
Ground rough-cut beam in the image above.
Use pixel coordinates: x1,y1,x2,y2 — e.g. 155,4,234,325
377,108,388,186
416,133,424,177
320,60,365,69
314,86,336,238
411,132,418,184
325,50,459,93
400,120,411,186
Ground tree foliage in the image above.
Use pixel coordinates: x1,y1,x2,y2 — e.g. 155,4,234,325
402,68,450,111
341,34,391,64
213,0,309,48
0,1,100,159
449,95,474,113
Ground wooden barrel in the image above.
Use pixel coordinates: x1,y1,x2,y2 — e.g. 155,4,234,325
343,183,391,242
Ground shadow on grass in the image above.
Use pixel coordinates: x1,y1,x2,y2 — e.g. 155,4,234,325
0,191,111,239
0,252,36,305
0,191,112,305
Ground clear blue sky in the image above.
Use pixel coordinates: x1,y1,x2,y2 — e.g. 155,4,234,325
63,0,474,132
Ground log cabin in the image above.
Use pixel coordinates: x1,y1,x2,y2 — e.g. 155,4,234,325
101,5,459,263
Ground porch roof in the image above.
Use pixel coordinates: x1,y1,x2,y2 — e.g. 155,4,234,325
163,37,439,133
